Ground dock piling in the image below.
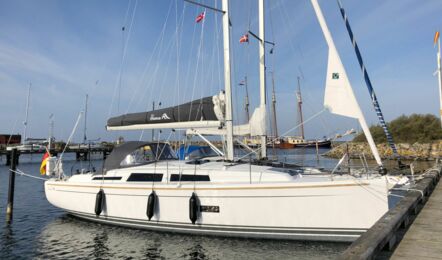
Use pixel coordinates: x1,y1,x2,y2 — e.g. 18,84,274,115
6,148,18,223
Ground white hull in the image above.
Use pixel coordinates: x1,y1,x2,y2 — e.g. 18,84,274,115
45,163,388,242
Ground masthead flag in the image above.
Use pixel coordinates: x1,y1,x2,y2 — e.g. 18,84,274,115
239,34,249,43
434,31,440,46
195,11,205,23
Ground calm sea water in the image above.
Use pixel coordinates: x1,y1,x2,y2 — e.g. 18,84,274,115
0,149,431,259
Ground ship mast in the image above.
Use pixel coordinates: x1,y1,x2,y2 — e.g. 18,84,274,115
271,72,278,139
243,76,250,123
222,0,234,161
23,83,31,145
83,94,88,144
258,0,267,159
296,76,305,140
436,32,442,127
48,114,54,150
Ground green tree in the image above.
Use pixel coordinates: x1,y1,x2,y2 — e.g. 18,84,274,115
353,114,442,143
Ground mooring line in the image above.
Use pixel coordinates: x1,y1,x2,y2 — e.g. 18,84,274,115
12,169,47,181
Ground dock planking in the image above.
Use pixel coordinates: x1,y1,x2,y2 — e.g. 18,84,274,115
391,177,442,259
339,166,441,260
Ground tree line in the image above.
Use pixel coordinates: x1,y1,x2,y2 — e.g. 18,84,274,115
353,114,442,143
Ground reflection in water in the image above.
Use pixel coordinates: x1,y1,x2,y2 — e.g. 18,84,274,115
186,244,207,260
35,215,346,259
143,238,165,260
1,224,16,259
92,231,109,259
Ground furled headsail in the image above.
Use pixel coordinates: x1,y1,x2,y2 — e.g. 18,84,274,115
107,92,225,130
310,0,383,168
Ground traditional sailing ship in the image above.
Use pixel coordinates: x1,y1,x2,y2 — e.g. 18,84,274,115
45,0,397,242
279,77,332,149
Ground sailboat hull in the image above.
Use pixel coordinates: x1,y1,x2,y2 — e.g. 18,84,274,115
45,175,388,242
294,139,332,148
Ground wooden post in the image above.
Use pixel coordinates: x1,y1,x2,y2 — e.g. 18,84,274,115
315,141,319,161
6,152,11,166
346,143,351,174
6,149,17,223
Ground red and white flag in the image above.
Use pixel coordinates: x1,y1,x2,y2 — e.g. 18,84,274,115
239,34,249,43
195,11,205,23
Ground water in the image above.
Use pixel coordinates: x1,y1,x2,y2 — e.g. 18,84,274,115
0,149,431,259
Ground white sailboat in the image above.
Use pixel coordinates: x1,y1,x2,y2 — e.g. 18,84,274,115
45,0,391,242
7,83,45,152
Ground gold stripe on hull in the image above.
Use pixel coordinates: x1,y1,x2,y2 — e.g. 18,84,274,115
46,182,369,191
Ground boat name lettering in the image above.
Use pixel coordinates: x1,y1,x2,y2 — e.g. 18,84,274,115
200,205,219,213
150,113,171,121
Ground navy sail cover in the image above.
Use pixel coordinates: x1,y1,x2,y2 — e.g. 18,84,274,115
107,96,219,127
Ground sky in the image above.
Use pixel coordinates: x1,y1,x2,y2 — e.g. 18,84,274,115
0,0,441,143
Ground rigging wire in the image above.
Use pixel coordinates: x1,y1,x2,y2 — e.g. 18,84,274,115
144,7,175,108
276,1,337,140
6,118,19,147
55,111,83,179
172,0,188,140
181,7,200,104
155,4,189,107
237,108,327,161
108,0,139,118
126,1,176,113
188,8,207,121
137,1,174,110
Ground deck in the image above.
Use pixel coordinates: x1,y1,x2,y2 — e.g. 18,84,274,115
390,175,442,259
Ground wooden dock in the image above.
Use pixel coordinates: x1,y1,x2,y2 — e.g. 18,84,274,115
0,146,113,165
339,165,441,260
390,173,442,259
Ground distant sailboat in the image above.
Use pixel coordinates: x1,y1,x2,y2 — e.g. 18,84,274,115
7,83,45,152
279,77,332,149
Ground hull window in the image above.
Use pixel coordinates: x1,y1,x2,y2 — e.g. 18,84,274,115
170,174,210,182
127,173,163,182
92,177,122,181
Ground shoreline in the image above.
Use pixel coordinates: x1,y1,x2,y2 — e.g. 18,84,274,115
325,141,442,161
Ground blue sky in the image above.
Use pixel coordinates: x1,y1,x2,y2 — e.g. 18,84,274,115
0,0,441,143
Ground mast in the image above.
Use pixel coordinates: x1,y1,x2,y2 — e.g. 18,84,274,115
83,94,88,144
296,76,305,140
258,0,267,159
48,114,54,150
244,76,250,123
271,72,278,138
310,0,383,168
23,83,31,145
436,32,442,127
222,0,234,161
336,0,400,158
151,101,155,141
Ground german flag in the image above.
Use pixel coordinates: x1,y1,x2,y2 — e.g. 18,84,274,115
40,152,50,175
